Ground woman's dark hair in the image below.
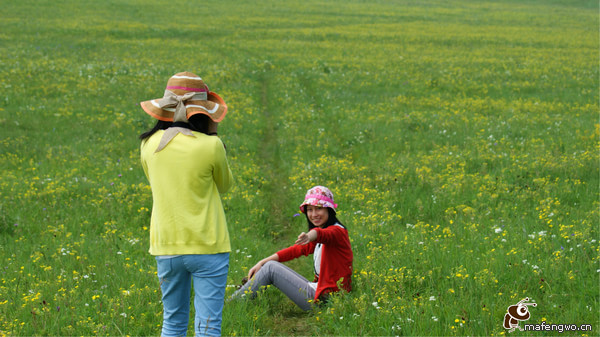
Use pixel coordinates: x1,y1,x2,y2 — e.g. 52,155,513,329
139,114,211,141
305,207,345,231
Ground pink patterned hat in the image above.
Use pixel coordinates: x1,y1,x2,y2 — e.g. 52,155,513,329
299,186,338,213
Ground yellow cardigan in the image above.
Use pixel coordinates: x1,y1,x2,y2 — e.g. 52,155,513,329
141,131,233,255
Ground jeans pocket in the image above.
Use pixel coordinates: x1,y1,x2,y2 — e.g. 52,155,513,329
156,257,174,284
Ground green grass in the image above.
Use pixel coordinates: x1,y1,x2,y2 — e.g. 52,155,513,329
0,0,598,335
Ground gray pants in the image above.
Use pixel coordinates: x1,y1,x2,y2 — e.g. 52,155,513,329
230,261,315,311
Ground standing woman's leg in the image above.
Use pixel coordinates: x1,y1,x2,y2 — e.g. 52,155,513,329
184,253,230,337
156,256,192,337
231,261,316,311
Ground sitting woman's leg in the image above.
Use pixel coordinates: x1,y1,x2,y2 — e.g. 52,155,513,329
231,261,316,311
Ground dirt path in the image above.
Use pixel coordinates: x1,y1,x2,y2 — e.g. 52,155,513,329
253,71,316,335
255,72,295,242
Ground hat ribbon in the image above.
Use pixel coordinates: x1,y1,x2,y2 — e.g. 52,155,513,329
305,194,338,208
154,90,206,153
157,90,207,123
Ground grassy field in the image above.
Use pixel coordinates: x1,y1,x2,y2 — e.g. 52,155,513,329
0,0,598,335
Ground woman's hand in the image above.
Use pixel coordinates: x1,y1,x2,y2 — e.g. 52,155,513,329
247,253,279,280
295,230,317,245
247,261,262,280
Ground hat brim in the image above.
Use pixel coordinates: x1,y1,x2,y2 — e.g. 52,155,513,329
299,199,337,213
140,91,228,122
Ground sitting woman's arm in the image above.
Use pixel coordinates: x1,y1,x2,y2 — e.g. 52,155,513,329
247,229,319,280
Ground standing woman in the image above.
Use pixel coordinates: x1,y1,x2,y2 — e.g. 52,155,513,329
230,186,353,311
139,72,233,336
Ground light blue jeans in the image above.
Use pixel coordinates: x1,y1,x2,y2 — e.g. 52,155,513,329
156,253,229,337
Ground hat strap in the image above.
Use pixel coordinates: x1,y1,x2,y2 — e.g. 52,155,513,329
305,194,338,208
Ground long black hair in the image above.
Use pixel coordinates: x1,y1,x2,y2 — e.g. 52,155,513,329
139,113,211,141
305,207,345,231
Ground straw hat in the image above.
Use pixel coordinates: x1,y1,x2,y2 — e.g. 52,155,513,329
140,72,227,123
140,72,228,152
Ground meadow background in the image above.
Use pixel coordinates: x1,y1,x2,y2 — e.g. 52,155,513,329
0,0,598,335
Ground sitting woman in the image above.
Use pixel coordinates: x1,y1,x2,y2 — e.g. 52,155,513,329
230,186,353,310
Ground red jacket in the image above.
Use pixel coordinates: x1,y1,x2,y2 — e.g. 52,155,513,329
276,224,353,301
